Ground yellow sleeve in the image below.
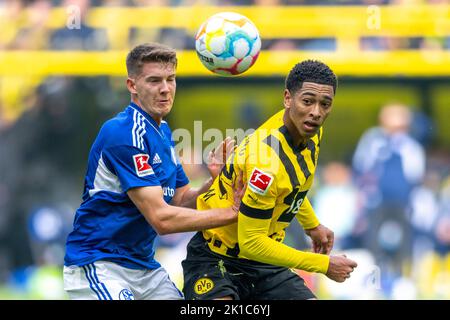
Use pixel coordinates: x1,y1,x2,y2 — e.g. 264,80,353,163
238,213,330,274
295,196,320,230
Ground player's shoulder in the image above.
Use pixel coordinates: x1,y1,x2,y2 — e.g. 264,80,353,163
98,109,135,147
243,109,285,146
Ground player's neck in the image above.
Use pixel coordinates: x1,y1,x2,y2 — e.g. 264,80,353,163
131,98,163,125
283,110,307,149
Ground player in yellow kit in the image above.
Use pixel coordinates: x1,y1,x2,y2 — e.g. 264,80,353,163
182,60,357,300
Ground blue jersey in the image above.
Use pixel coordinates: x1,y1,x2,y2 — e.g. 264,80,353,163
64,102,189,270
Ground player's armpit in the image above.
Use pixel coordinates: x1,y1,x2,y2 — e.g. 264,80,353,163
237,213,329,274
295,196,320,230
171,184,190,207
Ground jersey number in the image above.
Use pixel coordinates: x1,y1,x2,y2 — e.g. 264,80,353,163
278,188,308,223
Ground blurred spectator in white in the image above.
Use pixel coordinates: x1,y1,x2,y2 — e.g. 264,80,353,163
409,170,441,272
313,162,359,250
352,103,426,294
353,103,426,208
49,0,109,50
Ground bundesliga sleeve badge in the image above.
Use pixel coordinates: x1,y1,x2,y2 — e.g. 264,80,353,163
133,154,154,177
248,168,274,195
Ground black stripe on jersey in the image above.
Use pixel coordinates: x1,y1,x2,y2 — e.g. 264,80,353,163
240,203,273,219
278,125,312,179
306,140,316,166
263,135,300,186
279,125,307,152
318,128,323,147
296,152,311,180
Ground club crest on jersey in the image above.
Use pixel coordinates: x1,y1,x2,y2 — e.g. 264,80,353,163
119,288,134,300
248,168,273,195
194,277,214,295
133,154,154,177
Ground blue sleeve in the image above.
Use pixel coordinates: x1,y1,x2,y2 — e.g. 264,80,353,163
176,163,189,189
102,145,161,192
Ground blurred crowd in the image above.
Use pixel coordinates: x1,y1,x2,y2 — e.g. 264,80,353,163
309,103,450,299
1,0,449,52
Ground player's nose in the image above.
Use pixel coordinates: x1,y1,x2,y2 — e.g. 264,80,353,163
309,103,321,119
160,80,170,93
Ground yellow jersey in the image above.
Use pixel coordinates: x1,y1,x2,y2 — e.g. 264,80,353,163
197,109,330,274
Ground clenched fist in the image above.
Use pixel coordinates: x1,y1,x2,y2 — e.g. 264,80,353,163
326,254,357,283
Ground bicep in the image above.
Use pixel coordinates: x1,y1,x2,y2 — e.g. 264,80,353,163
127,186,167,223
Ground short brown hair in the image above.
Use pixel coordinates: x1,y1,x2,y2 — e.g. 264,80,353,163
126,43,178,77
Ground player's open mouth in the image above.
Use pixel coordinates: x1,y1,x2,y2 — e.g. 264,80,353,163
304,121,319,131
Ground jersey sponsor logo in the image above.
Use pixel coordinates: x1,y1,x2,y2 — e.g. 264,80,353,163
152,153,162,164
163,186,175,197
118,288,134,300
248,168,273,195
133,154,154,177
194,277,214,295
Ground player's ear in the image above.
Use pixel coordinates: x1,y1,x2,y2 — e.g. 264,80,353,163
126,78,137,94
283,89,291,109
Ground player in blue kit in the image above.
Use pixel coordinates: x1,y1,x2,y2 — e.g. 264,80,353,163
63,43,242,300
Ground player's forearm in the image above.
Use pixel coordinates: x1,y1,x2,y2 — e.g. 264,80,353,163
240,233,329,273
179,177,213,209
149,205,236,235
238,214,329,274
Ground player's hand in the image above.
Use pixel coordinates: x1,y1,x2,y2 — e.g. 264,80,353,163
326,254,357,283
207,136,235,180
231,172,246,214
304,224,334,255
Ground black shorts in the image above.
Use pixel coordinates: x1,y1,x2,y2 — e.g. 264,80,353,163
182,232,316,300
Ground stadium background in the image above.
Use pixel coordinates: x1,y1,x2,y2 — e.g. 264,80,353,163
0,0,449,299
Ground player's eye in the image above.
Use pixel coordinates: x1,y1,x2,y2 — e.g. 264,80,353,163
303,99,312,105
321,101,331,108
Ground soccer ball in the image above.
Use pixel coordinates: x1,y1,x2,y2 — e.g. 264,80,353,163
195,12,261,76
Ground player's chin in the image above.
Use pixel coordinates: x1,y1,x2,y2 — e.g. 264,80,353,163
158,103,173,117
302,128,319,138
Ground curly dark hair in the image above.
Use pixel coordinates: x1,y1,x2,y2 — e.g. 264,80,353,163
285,59,337,95
126,43,177,77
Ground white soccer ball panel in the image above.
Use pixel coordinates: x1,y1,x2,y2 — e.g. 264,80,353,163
205,17,224,34
233,38,250,59
223,21,239,34
241,22,259,40
217,12,245,21
250,37,261,56
195,34,206,52
208,35,228,55
214,56,238,69
236,56,253,74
